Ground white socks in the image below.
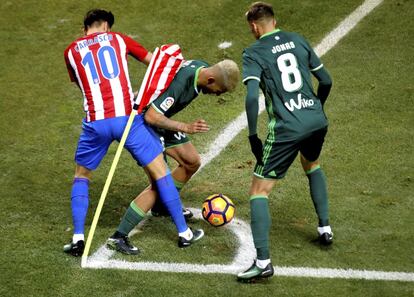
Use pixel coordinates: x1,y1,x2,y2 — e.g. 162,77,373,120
256,259,271,269
317,225,332,235
72,234,84,243
179,228,193,240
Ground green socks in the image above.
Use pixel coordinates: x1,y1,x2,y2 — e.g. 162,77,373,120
249,167,329,261
250,196,271,260
173,178,185,192
116,202,146,236
306,166,330,227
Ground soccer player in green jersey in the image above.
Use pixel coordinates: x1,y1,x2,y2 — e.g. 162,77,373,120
237,2,333,282
146,59,239,219
106,59,240,253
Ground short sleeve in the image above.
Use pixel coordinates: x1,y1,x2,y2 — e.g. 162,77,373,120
302,37,323,72
150,81,180,116
64,45,76,82
242,50,262,84
309,47,323,72
151,95,174,115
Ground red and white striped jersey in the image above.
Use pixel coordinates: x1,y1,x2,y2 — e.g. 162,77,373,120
136,44,184,114
64,32,148,122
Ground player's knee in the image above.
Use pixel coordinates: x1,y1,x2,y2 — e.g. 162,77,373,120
183,154,201,174
249,176,275,196
75,165,92,180
145,154,169,180
302,162,320,173
300,155,319,172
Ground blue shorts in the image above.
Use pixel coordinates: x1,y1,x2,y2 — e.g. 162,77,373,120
74,115,163,170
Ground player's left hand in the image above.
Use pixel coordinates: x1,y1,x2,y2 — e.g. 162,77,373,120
184,119,209,134
248,134,264,165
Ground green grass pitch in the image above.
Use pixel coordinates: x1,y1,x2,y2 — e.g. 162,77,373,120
0,0,413,296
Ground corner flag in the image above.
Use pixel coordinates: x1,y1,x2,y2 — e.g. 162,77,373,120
136,44,184,113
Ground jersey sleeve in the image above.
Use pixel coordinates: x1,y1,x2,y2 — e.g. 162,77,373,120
245,79,261,136
151,94,171,115
301,37,323,72
242,50,262,84
64,45,76,82
119,33,149,61
309,48,323,72
150,84,182,117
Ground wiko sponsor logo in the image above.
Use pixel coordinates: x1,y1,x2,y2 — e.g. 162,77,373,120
174,132,187,140
284,94,314,111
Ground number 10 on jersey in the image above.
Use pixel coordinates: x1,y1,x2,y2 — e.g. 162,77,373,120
81,45,120,84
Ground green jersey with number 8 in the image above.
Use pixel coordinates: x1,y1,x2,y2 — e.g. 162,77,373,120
243,29,328,140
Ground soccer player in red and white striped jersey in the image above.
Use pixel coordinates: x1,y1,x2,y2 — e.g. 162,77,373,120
64,18,150,122
63,9,203,257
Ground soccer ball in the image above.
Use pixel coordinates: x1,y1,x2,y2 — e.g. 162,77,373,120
202,194,235,227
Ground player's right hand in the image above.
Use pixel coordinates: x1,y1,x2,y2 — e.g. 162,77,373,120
248,134,264,165
185,119,209,134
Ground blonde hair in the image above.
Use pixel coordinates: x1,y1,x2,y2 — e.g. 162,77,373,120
213,59,240,92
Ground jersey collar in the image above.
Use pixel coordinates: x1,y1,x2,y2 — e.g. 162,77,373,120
194,66,205,94
260,28,281,39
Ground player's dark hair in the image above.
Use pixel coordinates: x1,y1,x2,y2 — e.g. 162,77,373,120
246,2,274,22
83,9,114,30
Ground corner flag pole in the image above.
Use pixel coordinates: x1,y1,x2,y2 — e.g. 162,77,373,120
81,48,160,268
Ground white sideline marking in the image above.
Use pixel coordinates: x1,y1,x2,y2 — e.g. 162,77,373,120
272,267,414,282
84,0,414,282
314,0,384,57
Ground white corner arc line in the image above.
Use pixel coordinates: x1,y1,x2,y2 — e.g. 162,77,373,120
84,0,414,282
199,0,384,171
85,209,414,282
85,208,256,274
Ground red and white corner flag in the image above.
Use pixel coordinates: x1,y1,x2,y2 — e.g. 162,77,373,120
135,44,184,114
